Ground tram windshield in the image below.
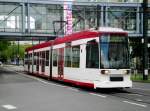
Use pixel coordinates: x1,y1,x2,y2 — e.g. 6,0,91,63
100,34,129,69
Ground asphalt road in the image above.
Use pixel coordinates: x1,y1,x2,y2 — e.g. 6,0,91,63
0,66,150,111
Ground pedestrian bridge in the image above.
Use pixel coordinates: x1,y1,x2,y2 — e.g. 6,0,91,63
0,0,147,40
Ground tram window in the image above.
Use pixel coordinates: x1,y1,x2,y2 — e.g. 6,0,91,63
39,52,43,66
65,47,71,67
36,52,39,71
46,50,49,66
34,52,36,65
36,52,39,65
42,51,45,65
53,49,58,66
72,46,80,68
86,40,99,68
42,51,45,58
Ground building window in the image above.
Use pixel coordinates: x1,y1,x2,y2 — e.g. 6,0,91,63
53,49,58,66
72,46,80,68
86,40,99,68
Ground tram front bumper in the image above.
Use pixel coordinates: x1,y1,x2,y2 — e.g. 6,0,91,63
94,80,132,89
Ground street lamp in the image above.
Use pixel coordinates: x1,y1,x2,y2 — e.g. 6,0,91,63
142,0,149,80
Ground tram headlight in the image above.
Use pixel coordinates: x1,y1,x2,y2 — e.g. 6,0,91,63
123,70,130,74
101,70,110,74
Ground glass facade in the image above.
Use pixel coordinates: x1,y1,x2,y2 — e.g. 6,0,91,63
0,1,149,36
72,6,99,31
29,4,63,34
75,0,143,3
107,7,136,32
0,3,22,32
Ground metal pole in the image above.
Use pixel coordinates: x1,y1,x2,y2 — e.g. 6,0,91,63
25,3,30,33
97,5,100,28
142,0,148,80
13,41,15,64
32,37,34,73
105,6,108,27
60,13,64,35
100,6,104,27
17,40,19,66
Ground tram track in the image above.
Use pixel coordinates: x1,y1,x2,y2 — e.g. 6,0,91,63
110,93,150,104
76,87,150,105
95,88,150,105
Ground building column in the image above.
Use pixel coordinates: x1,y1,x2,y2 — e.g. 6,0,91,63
21,3,25,33
26,3,30,33
100,6,104,27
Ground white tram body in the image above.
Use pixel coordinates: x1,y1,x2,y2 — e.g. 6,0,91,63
24,27,132,89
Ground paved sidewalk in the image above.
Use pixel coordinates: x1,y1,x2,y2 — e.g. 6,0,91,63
3,65,24,72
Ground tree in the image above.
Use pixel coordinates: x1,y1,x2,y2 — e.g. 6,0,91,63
0,40,10,51
5,44,30,61
0,40,31,63
0,40,11,62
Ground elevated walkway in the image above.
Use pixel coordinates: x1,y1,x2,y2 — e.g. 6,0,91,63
0,0,149,40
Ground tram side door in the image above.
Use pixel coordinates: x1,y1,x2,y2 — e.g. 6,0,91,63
36,52,39,72
58,48,64,79
41,51,45,73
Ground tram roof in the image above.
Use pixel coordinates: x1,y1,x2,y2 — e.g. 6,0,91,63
25,27,127,52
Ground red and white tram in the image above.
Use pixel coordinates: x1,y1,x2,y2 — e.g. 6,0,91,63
24,27,132,89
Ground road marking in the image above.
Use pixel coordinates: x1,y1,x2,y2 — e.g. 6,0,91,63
128,94,143,97
123,101,147,108
2,105,17,110
67,87,79,92
132,88,150,91
89,93,107,98
49,83,67,88
136,99,143,102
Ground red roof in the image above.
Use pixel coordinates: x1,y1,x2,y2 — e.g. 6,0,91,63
25,30,127,52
